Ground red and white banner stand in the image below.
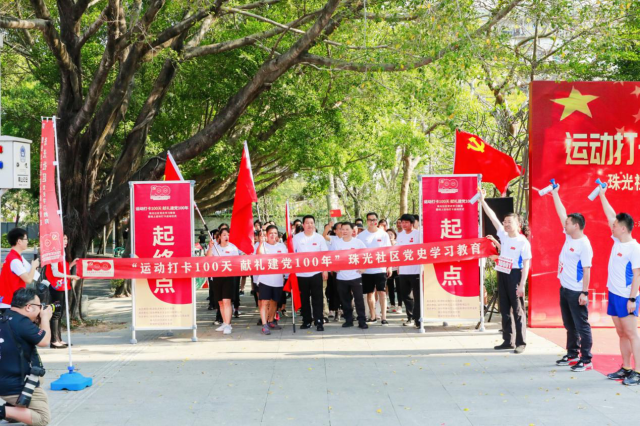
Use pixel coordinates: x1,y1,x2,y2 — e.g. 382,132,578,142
129,181,196,344
419,174,484,332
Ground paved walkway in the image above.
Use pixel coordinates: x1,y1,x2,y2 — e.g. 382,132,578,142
13,291,639,426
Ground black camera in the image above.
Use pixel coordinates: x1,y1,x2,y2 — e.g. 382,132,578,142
15,365,46,408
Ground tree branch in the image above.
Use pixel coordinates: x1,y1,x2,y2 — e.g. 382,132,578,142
0,16,47,30
77,8,107,50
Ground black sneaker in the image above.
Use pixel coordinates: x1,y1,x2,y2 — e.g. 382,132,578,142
381,319,389,325
234,310,240,318
608,367,633,380
323,317,329,324
570,361,593,372
358,322,369,329
494,342,515,350
367,318,378,323
556,355,579,366
415,321,422,329
622,370,640,386
300,323,312,330
257,319,263,326
403,319,414,327
317,324,325,332
342,321,354,328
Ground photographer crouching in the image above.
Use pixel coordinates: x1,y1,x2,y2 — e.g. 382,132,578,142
0,288,52,425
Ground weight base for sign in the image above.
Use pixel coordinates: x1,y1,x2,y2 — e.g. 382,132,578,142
51,366,92,391
443,322,449,327
130,338,137,344
191,336,198,342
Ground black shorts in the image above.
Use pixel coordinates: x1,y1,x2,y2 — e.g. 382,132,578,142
212,276,235,303
362,273,387,294
258,284,283,302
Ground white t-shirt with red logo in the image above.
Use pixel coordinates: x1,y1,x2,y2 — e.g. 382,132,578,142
357,228,391,274
558,232,593,292
292,232,329,277
256,242,288,287
211,242,239,257
396,229,420,275
607,236,640,298
496,226,532,270
329,237,367,281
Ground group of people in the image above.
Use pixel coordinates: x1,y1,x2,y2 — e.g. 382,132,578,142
202,212,426,335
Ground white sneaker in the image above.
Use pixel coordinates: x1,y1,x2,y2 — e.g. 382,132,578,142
397,307,403,314
216,323,228,332
223,325,232,335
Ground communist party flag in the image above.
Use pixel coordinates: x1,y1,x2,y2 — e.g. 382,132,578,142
454,130,522,195
282,201,301,310
229,142,258,255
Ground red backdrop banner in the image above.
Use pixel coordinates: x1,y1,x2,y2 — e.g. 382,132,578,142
529,81,640,327
39,119,64,266
78,238,497,280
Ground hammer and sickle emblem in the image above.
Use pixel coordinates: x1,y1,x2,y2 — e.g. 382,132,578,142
467,137,485,153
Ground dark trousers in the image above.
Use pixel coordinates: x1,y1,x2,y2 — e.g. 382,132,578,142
337,278,366,323
298,273,324,325
387,271,399,306
208,278,215,308
327,273,341,311
211,278,223,322
399,274,419,321
560,286,593,362
498,269,526,347
48,287,68,343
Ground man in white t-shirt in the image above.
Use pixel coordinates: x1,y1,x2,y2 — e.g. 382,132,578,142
479,190,531,354
256,225,288,335
293,215,329,331
358,212,392,325
598,189,640,386
331,222,368,329
0,228,40,310
551,187,594,371
396,213,421,328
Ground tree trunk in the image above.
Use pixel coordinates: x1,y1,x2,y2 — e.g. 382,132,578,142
326,171,338,223
399,151,420,216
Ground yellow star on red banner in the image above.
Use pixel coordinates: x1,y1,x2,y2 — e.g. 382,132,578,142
551,87,599,121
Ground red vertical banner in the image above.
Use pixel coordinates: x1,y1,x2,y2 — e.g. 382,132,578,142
529,81,640,327
421,175,481,320
39,119,64,266
131,181,194,330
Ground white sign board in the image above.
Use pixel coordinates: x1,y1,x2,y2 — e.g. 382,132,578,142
0,136,32,189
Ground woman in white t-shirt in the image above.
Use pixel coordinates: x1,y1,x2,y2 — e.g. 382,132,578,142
256,225,288,335
206,228,239,335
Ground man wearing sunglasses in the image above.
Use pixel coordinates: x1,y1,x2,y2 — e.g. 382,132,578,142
0,228,41,311
0,287,52,425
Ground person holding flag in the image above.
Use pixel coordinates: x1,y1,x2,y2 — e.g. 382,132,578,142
293,215,328,331
478,189,531,354
256,225,288,335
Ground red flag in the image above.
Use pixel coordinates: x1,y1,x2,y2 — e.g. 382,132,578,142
282,201,301,310
229,142,258,255
39,118,65,266
329,209,342,218
164,151,184,181
454,130,522,195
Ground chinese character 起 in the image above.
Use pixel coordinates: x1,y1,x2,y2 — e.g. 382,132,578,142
153,226,175,246
440,218,462,239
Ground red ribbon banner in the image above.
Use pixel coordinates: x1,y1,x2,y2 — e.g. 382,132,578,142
78,238,496,280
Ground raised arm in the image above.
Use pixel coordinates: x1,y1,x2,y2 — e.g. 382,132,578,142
550,186,567,228
479,189,502,231
598,187,616,230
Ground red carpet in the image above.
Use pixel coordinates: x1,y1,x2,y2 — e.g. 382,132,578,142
534,328,626,376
